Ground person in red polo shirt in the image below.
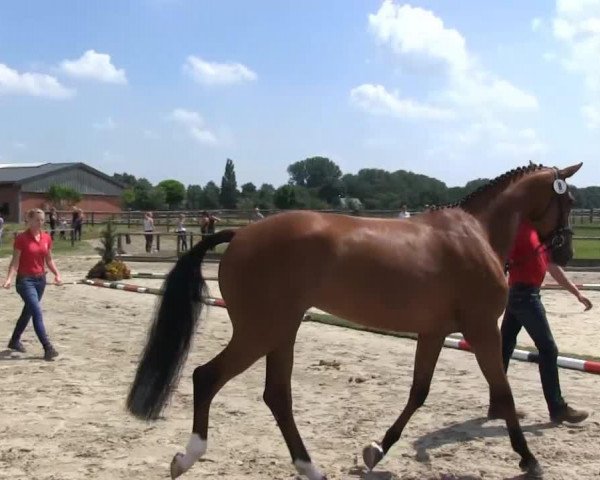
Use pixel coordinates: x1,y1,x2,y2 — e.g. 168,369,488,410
488,219,592,424
2,208,62,361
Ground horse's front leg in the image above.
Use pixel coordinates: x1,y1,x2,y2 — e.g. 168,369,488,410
464,326,542,478
362,334,445,470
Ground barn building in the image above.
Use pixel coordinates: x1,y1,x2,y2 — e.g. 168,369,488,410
0,162,124,222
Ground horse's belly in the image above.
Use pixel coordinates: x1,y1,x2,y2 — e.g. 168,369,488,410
312,271,458,336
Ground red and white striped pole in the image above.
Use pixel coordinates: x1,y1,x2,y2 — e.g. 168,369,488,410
78,279,600,375
444,337,600,375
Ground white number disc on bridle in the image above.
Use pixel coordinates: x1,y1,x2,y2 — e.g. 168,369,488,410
553,179,567,194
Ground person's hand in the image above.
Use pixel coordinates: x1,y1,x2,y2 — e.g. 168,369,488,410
2,278,11,289
577,293,592,311
54,275,63,286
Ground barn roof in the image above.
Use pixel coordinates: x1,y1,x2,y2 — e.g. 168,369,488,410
0,162,124,189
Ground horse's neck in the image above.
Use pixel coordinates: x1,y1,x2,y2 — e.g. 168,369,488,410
466,187,525,262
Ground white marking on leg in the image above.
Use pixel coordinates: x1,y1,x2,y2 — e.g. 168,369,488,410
364,441,384,470
371,441,383,455
294,459,325,480
175,434,207,472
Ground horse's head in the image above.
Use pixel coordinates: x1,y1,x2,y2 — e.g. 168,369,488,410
527,163,582,266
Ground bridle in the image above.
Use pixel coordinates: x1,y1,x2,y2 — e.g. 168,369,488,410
504,168,572,274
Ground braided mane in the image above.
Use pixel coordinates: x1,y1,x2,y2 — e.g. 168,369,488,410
431,163,547,211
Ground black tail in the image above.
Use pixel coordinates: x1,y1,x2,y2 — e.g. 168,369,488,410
126,229,236,420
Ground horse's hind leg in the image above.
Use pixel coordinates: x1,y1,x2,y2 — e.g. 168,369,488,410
465,326,542,478
363,334,445,470
170,332,266,479
264,333,327,480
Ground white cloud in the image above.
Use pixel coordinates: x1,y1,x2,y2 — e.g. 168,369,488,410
13,142,26,149
183,55,257,86
550,0,600,128
445,72,538,112
368,2,470,73
0,63,74,99
582,104,600,129
60,50,127,84
367,1,538,114
448,119,547,159
532,17,543,32
350,83,455,120
93,117,117,130
358,1,543,161
168,108,218,145
556,0,600,17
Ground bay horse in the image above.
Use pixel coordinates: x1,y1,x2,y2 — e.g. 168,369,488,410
127,163,582,479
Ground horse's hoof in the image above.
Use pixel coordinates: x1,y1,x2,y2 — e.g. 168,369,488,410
170,453,185,479
362,441,384,470
519,458,543,479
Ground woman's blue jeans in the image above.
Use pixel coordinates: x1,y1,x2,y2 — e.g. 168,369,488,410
501,283,566,416
10,275,50,348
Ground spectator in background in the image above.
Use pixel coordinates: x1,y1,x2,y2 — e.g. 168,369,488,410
71,207,83,241
75,208,84,241
176,213,188,252
207,211,220,235
252,207,264,222
59,219,67,240
49,207,58,240
206,212,221,251
200,210,208,236
143,211,155,253
398,204,411,219
199,211,209,237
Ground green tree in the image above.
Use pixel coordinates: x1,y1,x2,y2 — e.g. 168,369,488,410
287,157,343,206
287,156,342,188
203,181,221,209
241,182,257,196
47,185,82,207
220,158,239,208
130,178,166,210
146,187,167,210
237,197,256,212
132,178,153,209
157,179,186,209
112,172,137,188
274,185,296,209
257,183,275,209
121,188,136,209
463,178,489,194
186,185,204,209
238,182,258,212
572,186,600,208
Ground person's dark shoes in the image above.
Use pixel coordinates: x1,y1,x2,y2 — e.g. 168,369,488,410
43,345,59,361
550,404,589,424
7,340,26,353
487,404,526,420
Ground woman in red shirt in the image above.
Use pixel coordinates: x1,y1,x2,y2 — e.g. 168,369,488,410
2,208,62,360
492,219,592,423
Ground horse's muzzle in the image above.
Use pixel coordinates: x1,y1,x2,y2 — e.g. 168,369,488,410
546,227,574,266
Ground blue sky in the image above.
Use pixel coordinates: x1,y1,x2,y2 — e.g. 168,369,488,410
1,0,599,188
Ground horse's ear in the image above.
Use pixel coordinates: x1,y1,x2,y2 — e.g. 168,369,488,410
558,162,583,179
